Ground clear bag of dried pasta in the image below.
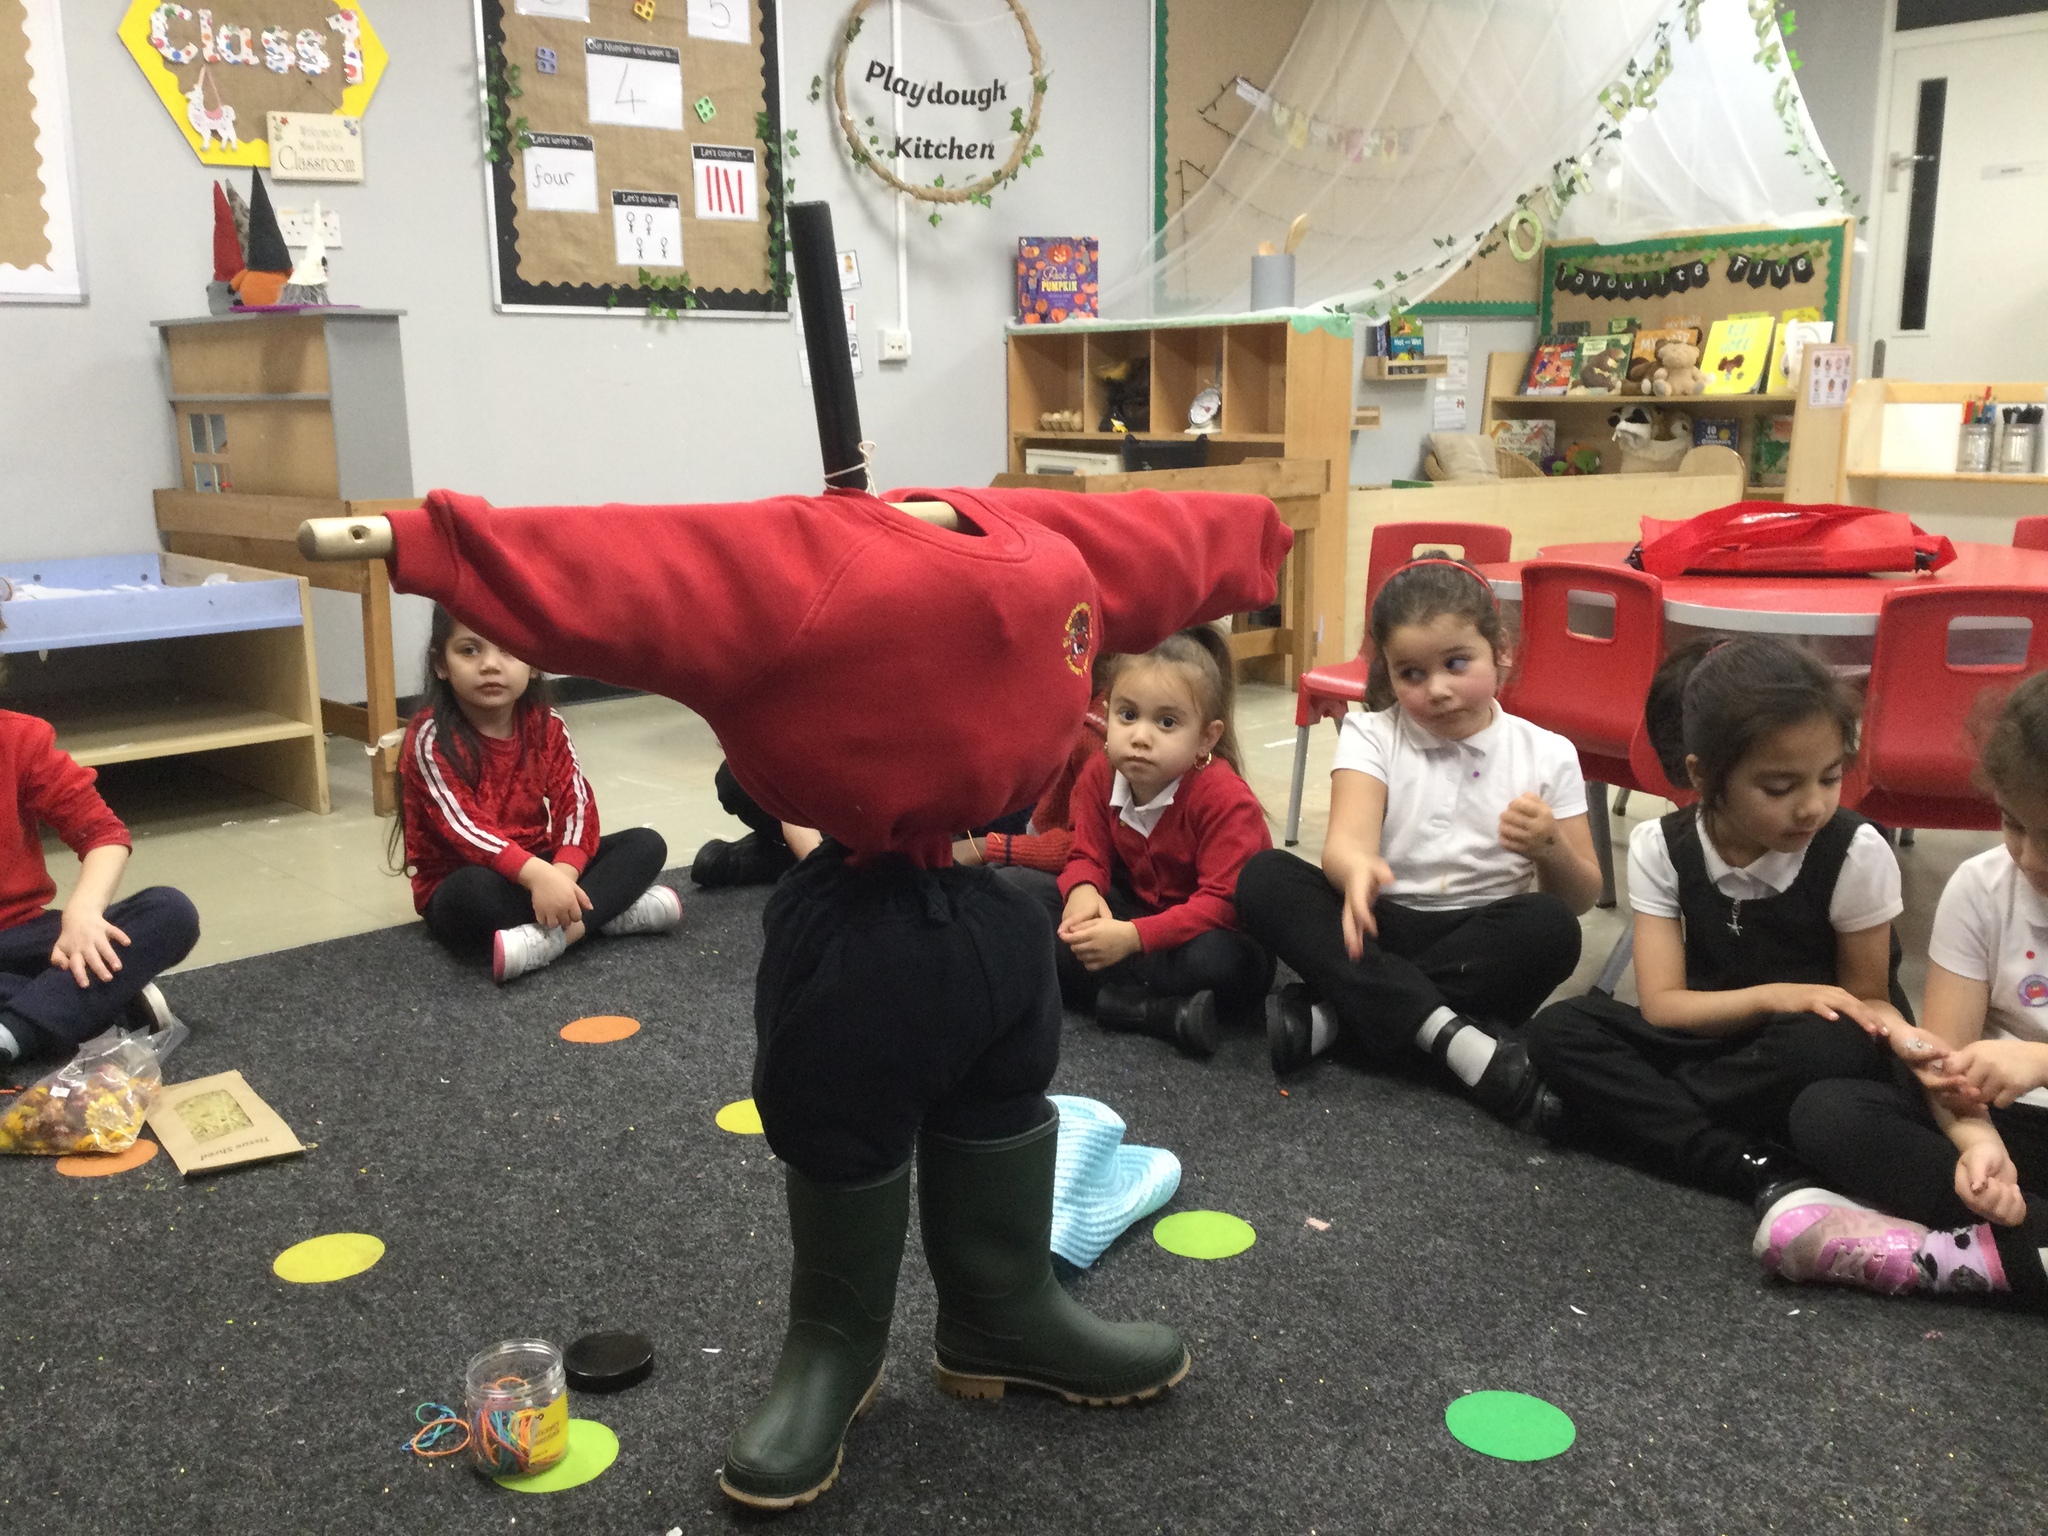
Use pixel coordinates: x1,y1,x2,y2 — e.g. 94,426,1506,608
0,1020,187,1155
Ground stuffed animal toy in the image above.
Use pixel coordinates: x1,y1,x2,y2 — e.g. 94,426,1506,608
1650,339,1705,398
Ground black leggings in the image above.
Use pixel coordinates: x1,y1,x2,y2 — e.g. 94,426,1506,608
1789,1075,2048,1300
1233,848,1582,1065
421,828,668,959
754,841,1061,1184
1525,991,1891,1195
1013,867,1274,1011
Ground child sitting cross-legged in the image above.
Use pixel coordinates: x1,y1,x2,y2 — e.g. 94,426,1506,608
397,604,679,983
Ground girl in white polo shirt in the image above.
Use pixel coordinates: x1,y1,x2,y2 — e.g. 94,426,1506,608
1234,556,1603,1124
1525,637,1906,1208
1763,672,2048,1305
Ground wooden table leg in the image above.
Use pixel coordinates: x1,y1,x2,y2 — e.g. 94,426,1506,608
364,560,400,816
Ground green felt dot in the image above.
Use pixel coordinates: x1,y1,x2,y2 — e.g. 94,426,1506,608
494,1419,620,1493
1152,1210,1256,1259
1444,1390,1576,1462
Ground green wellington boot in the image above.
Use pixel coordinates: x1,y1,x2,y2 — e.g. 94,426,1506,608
719,1160,911,1510
918,1114,1190,1405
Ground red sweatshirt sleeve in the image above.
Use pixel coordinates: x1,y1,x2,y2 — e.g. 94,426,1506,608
902,487,1292,655
403,717,534,883
542,710,600,873
18,716,129,860
1056,753,1119,902
1129,770,1271,953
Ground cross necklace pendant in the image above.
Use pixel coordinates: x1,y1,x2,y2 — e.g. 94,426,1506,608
1727,899,1743,936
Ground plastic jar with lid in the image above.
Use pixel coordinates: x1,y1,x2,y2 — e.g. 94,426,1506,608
464,1338,569,1476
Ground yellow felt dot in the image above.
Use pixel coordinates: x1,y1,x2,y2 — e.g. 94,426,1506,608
273,1232,385,1284
715,1098,764,1135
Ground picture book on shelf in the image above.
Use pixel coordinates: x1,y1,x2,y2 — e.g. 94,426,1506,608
1522,335,1579,396
1491,418,1556,466
1701,314,1776,394
1627,325,1700,393
1751,415,1794,486
1693,416,1740,451
1570,332,1632,394
1388,312,1425,361
1015,237,1098,324
1767,315,1834,393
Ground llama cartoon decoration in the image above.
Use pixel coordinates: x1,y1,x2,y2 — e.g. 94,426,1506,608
119,1,388,166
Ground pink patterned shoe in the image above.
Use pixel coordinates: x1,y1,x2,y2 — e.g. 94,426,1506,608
1755,1199,1926,1296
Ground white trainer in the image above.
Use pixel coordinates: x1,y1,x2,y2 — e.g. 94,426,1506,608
600,884,683,938
493,923,568,983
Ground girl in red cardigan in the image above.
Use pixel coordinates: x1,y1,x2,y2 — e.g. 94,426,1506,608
1050,626,1274,1058
398,605,677,982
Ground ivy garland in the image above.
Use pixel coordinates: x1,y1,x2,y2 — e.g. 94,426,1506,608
758,111,799,304
482,39,531,164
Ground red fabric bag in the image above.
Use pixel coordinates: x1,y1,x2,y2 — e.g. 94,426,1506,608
1631,502,1957,577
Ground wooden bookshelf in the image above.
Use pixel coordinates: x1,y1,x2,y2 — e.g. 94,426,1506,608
1006,316,1353,680
1835,377,2048,537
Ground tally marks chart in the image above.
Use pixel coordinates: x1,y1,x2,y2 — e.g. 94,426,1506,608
474,0,786,315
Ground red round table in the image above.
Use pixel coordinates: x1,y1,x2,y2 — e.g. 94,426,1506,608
1479,540,2048,635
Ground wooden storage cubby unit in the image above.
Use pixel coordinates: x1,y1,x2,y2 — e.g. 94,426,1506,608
152,310,417,814
1836,377,2048,538
1478,345,1846,503
1007,316,1354,679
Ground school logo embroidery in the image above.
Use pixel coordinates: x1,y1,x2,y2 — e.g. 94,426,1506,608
1063,602,1094,675
2018,974,2048,1008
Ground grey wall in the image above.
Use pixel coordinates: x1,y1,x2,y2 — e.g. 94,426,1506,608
0,1,1153,696
1780,0,1889,351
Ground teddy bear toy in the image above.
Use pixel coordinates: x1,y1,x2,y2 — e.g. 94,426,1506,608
1650,339,1705,397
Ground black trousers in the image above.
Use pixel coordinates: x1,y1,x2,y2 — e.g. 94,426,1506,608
1015,867,1274,1011
0,887,200,1059
754,841,1062,1185
1788,1075,2048,1299
1232,848,1582,1066
1525,990,1891,1194
421,828,668,959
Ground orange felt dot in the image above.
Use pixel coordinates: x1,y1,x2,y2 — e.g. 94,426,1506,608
561,1015,641,1044
55,1139,160,1178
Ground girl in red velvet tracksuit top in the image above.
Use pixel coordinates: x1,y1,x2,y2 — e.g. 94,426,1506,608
1046,627,1274,1059
399,604,676,984
370,482,1288,1512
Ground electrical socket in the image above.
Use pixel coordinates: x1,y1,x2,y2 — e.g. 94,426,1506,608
278,207,342,246
879,328,912,363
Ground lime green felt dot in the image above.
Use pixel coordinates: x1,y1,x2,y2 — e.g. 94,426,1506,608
716,1098,763,1135
1444,1390,1576,1461
1152,1210,1256,1259
272,1232,384,1284
494,1419,620,1493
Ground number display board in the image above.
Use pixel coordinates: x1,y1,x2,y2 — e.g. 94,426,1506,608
477,0,784,314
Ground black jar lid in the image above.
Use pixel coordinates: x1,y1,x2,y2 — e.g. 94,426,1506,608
565,1330,655,1392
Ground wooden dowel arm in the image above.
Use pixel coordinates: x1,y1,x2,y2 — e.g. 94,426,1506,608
299,515,394,561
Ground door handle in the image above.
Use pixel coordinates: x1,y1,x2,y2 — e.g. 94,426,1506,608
1888,150,1936,192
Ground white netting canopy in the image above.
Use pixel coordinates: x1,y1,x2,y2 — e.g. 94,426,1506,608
1104,0,1852,320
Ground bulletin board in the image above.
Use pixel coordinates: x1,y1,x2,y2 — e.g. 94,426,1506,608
1538,217,1853,339
1154,0,1312,233
476,0,785,315
1,0,85,302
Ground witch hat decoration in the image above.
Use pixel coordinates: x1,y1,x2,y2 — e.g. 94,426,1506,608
234,171,294,307
280,200,332,306
208,182,244,314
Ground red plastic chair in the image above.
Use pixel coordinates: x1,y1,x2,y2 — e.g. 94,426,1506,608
1849,583,2048,832
1502,559,1667,906
2014,517,2048,553
1283,520,1511,844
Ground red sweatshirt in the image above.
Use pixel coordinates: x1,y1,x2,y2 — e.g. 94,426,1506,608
1057,752,1272,952
384,485,1289,866
980,701,1105,873
0,710,131,931
400,705,600,912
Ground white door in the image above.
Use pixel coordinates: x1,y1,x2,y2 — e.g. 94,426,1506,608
1868,15,2048,382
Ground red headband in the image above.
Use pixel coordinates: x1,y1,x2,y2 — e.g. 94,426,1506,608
1388,556,1498,607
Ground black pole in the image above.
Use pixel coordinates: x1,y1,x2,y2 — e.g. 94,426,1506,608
789,201,865,490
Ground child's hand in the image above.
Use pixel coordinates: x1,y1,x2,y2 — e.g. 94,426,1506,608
1956,1139,2027,1226
1060,885,1111,933
522,860,593,931
1340,858,1395,961
1064,917,1143,971
1756,983,1888,1035
1497,794,1559,858
50,908,131,988
1886,1028,1978,1102
1947,1039,2048,1110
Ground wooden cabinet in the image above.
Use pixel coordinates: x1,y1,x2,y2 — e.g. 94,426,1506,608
1005,317,1354,679
1836,377,2048,542
150,310,418,814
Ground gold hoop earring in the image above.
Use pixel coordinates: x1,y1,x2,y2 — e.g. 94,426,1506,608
1196,751,1213,770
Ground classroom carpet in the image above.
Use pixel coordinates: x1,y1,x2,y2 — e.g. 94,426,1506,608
7,880,2047,1536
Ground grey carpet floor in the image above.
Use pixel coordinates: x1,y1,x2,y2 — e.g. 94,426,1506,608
5,878,2047,1536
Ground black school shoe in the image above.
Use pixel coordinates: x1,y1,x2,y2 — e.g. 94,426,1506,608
1466,1036,1544,1124
1093,985,1220,1060
690,830,797,889
1735,1146,1823,1217
1267,983,1317,1075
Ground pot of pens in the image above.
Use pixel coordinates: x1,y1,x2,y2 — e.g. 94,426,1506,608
1998,404,2043,475
464,1339,569,1477
1958,392,1995,472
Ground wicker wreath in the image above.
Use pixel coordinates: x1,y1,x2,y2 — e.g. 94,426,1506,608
832,0,1046,205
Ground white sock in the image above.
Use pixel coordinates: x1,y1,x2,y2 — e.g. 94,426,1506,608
1413,1006,1460,1050
1308,1003,1338,1056
0,1020,17,1062
1414,1005,1499,1087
